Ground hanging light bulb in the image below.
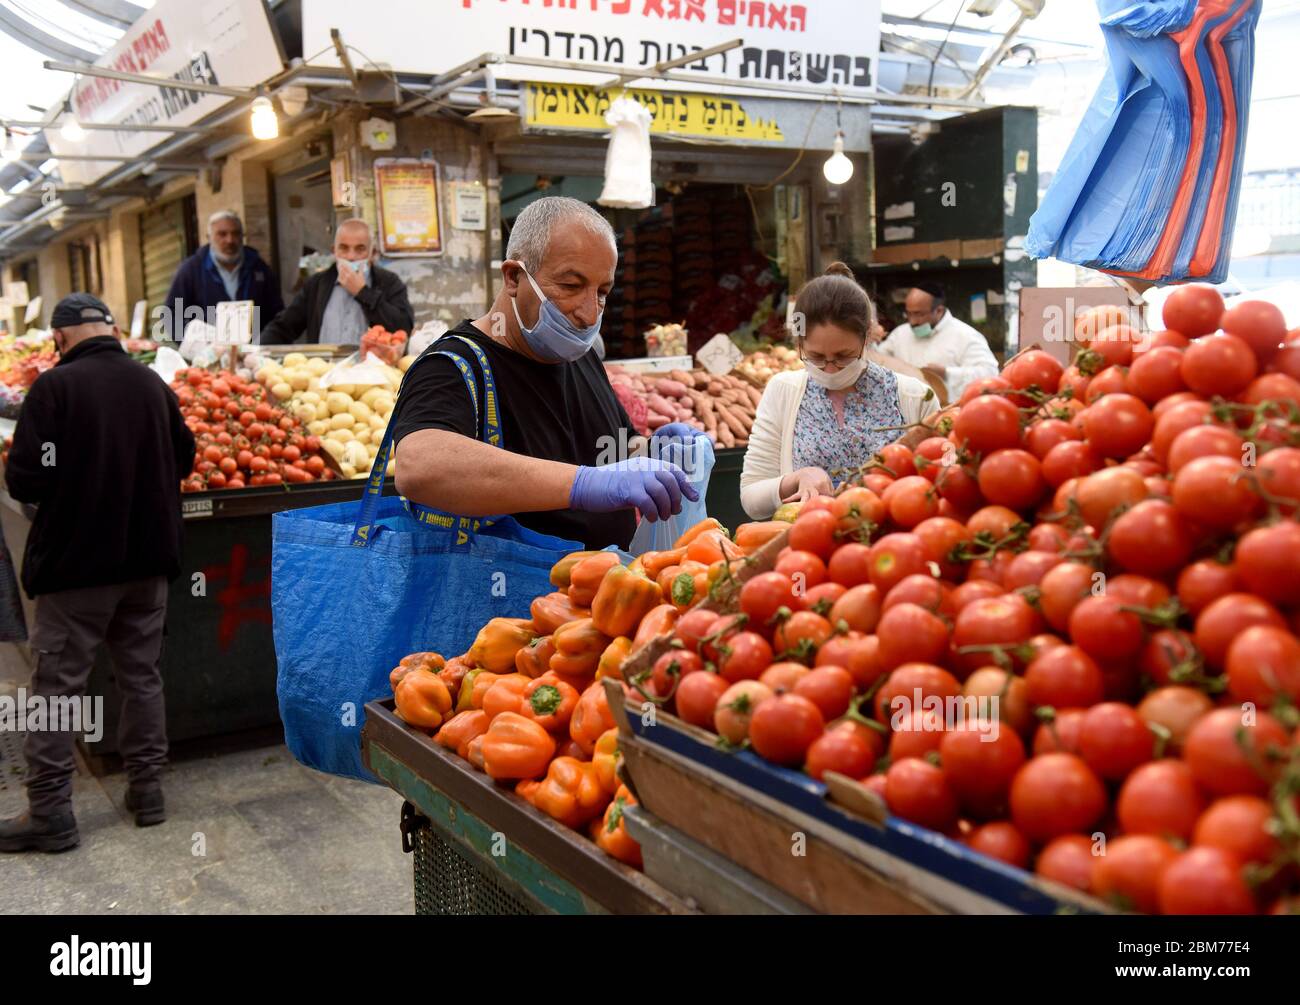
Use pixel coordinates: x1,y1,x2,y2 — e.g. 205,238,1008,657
823,132,854,186
250,96,279,140
60,117,86,143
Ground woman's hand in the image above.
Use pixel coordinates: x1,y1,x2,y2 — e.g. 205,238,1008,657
779,466,833,504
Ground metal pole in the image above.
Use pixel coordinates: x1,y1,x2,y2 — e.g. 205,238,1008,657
2,119,206,134
42,59,253,99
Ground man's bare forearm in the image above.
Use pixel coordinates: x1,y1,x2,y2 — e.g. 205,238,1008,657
394,429,578,516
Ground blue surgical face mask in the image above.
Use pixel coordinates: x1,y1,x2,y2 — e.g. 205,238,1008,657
911,321,935,340
342,258,369,279
510,267,602,363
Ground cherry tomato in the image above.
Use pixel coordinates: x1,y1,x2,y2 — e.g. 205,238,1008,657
800,581,847,617
1225,625,1300,707
1041,440,1104,488
875,663,962,724
1157,847,1256,916
1233,521,1300,608
739,572,799,629
1162,283,1224,338
1193,593,1285,669
674,671,730,730
1025,418,1082,460
1106,500,1193,577
1166,423,1244,474
805,722,882,782
1069,595,1144,666
1002,349,1064,396
1080,393,1153,459
951,594,1039,676
1221,298,1287,365
716,631,773,684
1116,760,1204,842
1180,333,1258,397
1135,686,1212,755
1091,835,1179,914
962,667,1033,736
1009,753,1107,843
759,661,809,694
791,665,854,721
882,574,952,616
675,608,721,654
1126,345,1188,404
953,395,1022,456
826,542,873,588
939,719,1027,820
1193,796,1282,866
959,376,1012,406
773,550,826,593
1024,645,1105,710
977,449,1047,511
876,603,950,670
866,533,929,594
747,693,825,765
913,516,971,580
1171,456,1259,529
714,680,774,743
788,509,838,560
1078,702,1154,781
773,611,833,663
884,758,959,832
1183,708,1290,798
1032,708,1087,756
1035,834,1096,891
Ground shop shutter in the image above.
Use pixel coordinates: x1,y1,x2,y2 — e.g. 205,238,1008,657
140,194,197,325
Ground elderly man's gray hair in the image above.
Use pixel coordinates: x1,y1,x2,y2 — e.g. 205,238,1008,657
335,217,373,242
506,196,617,274
207,209,243,232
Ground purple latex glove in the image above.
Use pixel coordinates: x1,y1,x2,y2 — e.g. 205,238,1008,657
569,457,698,522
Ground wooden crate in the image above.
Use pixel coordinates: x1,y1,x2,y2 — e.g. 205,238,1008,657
606,681,1107,916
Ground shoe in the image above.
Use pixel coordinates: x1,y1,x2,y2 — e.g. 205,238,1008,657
0,810,80,853
124,785,166,827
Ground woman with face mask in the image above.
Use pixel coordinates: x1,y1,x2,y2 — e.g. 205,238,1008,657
740,263,940,519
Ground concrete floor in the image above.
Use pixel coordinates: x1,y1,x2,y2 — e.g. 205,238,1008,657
0,643,414,914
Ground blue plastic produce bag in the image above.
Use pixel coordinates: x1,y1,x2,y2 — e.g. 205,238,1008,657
273,337,583,781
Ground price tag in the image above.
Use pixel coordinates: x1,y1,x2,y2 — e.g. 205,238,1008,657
130,300,147,339
24,296,42,325
452,183,487,230
695,332,743,375
215,300,255,345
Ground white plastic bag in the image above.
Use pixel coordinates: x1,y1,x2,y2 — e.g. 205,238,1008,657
319,351,393,389
598,97,654,210
148,345,188,385
628,435,715,557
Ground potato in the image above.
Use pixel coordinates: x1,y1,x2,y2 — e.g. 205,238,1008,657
292,402,316,423
307,377,323,392
370,392,394,416
307,419,330,437
368,413,387,431
342,441,370,470
255,365,280,385
398,355,415,372
299,391,321,405
325,391,354,416
348,401,373,423
328,412,355,430
283,352,308,367
359,387,387,409
306,357,330,377
322,439,345,462
326,428,355,445
287,371,310,392
340,462,357,479
353,428,372,446
271,381,293,400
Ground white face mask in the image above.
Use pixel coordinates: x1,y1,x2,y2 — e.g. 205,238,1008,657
804,354,866,391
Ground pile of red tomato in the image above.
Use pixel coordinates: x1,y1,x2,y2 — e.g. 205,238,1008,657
173,367,334,491
642,286,1300,915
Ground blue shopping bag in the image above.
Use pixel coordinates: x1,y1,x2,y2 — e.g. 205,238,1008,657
272,336,583,781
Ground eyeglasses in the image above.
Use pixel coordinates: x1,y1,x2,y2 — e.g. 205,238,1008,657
800,352,862,370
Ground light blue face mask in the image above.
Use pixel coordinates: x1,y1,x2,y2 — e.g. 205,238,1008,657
911,321,935,340
341,258,370,279
510,268,602,363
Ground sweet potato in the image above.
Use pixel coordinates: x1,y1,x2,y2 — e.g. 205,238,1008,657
715,402,748,440
656,378,690,397
716,423,736,448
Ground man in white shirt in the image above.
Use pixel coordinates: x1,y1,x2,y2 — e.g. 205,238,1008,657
877,283,999,402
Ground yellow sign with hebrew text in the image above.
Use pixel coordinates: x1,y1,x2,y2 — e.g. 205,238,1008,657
523,82,785,144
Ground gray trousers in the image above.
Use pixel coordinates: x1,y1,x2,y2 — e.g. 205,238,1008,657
24,576,169,816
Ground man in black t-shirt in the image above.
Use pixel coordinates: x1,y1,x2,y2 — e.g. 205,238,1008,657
390,196,695,550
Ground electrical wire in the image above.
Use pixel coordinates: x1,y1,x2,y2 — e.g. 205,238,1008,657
925,3,965,102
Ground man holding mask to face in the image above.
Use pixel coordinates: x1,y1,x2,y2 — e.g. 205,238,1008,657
389,196,698,551
259,218,414,345
877,282,998,402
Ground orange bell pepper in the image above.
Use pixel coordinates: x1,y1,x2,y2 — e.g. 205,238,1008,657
571,680,618,756
591,563,664,638
633,603,679,648
482,673,532,721
734,520,789,554
557,738,589,761
641,546,688,579
468,617,537,672
592,784,643,867
549,618,611,686
389,651,445,692
481,712,556,780
436,657,471,701
522,674,580,734
459,669,497,711
435,709,490,760
529,756,612,829
567,552,621,607
673,516,724,549
550,550,605,590
592,727,621,795
515,777,541,805
465,734,486,771
394,667,454,730
685,528,743,566
529,592,591,635
515,635,557,678
596,636,633,682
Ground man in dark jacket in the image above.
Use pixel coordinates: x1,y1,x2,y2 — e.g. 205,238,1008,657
259,218,414,344
0,294,195,853
161,209,284,340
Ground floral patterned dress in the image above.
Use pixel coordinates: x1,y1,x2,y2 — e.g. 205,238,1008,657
791,361,906,489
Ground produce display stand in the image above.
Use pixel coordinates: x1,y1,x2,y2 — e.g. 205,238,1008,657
0,477,391,772
606,686,1108,916
361,698,694,915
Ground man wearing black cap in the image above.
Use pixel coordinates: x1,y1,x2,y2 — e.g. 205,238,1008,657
877,283,999,402
0,294,195,853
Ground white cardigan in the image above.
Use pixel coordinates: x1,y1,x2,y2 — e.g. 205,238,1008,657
739,368,940,519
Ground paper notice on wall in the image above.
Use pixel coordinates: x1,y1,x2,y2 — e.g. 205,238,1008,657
130,300,147,339
883,225,915,242
24,297,42,325
883,201,915,221
215,300,255,344
970,293,988,323
6,282,28,307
